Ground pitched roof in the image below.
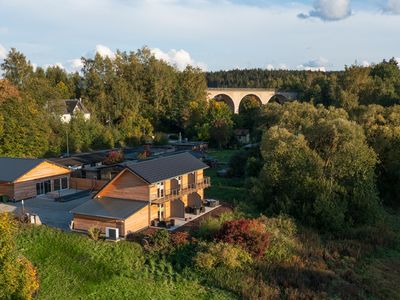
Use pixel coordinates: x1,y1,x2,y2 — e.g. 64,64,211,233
0,157,46,183
124,152,208,183
70,197,148,220
51,99,90,115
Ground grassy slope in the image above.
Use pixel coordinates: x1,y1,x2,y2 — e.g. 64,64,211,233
16,226,235,300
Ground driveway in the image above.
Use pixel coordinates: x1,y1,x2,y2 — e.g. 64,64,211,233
0,196,91,230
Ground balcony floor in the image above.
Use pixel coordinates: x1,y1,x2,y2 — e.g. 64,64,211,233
151,205,222,231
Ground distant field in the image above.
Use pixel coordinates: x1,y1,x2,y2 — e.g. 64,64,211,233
16,226,235,300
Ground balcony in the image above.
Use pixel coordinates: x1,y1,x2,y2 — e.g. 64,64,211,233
151,177,211,204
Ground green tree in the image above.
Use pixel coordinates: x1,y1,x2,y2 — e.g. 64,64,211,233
0,213,39,299
1,48,33,89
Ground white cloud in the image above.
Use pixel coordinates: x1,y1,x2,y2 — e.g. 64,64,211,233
68,58,84,72
396,57,400,65
299,0,352,21
266,64,274,71
297,57,328,72
94,44,115,59
386,0,400,14
361,60,371,67
0,44,7,59
43,62,65,69
151,48,206,71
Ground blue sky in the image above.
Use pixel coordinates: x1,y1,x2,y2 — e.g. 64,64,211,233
0,0,399,72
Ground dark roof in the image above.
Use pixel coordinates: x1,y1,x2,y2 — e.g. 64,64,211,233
51,151,109,167
52,99,90,115
70,197,148,220
0,157,45,183
171,141,208,146
124,152,208,183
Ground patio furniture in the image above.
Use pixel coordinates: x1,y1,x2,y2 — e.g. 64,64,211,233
207,199,219,207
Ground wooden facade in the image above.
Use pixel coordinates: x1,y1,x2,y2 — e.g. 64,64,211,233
72,166,210,237
0,161,71,201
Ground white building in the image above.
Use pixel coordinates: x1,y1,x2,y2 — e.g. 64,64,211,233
59,99,91,123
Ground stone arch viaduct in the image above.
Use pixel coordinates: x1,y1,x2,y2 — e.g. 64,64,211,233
207,88,298,113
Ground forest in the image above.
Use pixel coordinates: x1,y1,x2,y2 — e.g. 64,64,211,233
1,49,400,299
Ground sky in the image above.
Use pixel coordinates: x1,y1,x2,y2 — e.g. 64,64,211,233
0,0,399,72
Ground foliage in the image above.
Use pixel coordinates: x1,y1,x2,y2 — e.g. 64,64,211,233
87,226,102,241
153,132,169,145
351,104,400,207
194,242,252,270
15,225,233,300
170,231,190,247
103,150,124,165
252,102,381,232
195,212,236,239
216,219,271,258
0,214,39,300
260,215,299,263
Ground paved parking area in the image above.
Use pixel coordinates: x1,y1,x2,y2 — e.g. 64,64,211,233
0,196,91,230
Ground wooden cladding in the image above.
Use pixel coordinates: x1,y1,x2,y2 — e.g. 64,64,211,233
97,170,150,201
70,177,107,191
15,161,71,183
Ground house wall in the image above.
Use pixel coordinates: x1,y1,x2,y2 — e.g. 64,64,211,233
98,170,150,201
72,214,124,236
0,183,14,200
124,205,150,235
70,177,108,191
13,174,71,201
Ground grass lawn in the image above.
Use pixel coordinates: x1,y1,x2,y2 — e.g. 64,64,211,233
207,149,240,164
16,225,236,300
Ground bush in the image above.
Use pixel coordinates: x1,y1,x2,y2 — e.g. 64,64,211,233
87,227,101,241
217,219,271,258
194,242,252,270
153,132,169,145
170,231,189,247
146,229,171,252
261,215,299,263
0,213,39,299
195,212,236,240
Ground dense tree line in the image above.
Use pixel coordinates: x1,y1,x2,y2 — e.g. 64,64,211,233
207,58,400,108
0,48,233,157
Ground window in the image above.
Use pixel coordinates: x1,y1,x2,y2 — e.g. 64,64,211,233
54,179,61,191
156,182,164,198
36,182,44,195
61,177,68,189
44,180,52,194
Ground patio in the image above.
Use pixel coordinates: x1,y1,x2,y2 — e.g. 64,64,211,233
150,202,222,231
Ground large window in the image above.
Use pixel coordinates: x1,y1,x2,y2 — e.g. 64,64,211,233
36,182,44,195
54,178,61,191
61,177,68,189
53,177,69,191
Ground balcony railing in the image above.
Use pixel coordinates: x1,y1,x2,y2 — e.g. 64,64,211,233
151,177,211,204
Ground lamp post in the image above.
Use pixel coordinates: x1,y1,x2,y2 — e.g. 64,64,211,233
66,128,70,157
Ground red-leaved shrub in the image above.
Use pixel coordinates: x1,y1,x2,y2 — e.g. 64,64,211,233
171,231,189,246
216,219,270,258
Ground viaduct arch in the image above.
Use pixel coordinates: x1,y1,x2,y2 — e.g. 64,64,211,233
207,88,298,113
